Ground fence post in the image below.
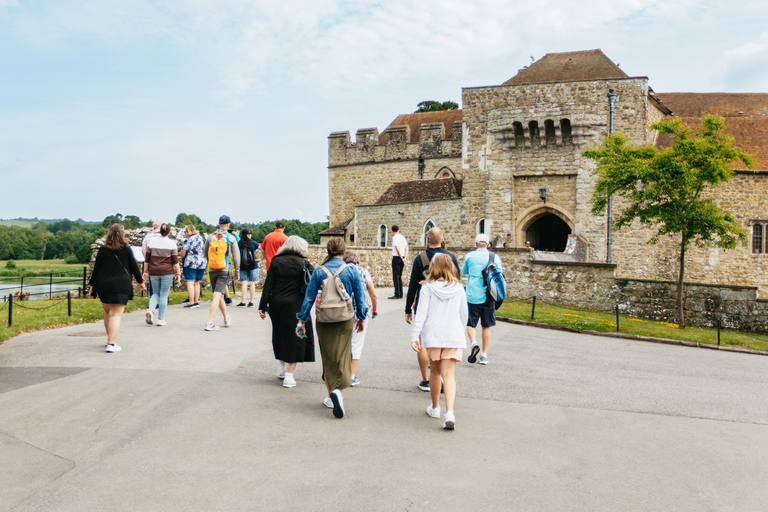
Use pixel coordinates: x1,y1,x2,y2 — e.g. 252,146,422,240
82,267,87,294
531,296,536,322
68,291,72,317
20,276,23,295
615,304,620,333
8,294,12,327
49,273,53,298
717,320,721,346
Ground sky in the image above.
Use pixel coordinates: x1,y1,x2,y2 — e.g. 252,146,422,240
1,0,767,226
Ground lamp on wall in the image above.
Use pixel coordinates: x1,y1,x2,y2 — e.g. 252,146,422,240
539,188,547,202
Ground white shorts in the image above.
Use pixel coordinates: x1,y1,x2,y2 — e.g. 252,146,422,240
350,318,368,360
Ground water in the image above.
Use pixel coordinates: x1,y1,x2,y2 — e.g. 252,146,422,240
0,276,84,301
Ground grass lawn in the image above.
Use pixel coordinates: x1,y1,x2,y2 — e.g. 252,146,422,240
497,299,768,353
0,291,189,344
0,259,88,277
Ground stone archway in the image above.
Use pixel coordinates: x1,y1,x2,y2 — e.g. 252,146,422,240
517,206,574,251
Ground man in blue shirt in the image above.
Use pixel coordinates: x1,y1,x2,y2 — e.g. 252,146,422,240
461,233,502,365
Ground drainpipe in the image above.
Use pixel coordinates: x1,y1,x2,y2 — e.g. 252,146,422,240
606,90,619,264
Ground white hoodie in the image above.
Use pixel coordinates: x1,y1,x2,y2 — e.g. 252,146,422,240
410,280,469,349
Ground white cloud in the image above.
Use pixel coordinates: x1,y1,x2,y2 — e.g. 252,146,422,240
722,32,768,90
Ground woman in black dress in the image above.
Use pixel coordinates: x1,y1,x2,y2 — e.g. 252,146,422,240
258,235,315,388
89,224,145,353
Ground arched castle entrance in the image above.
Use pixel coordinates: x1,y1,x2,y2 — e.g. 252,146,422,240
517,206,573,252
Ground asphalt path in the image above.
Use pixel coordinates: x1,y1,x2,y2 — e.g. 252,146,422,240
1,289,767,511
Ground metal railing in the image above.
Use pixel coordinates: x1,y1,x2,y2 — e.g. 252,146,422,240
0,267,87,301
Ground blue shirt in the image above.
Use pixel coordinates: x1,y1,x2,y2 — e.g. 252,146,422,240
182,234,207,269
461,248,503,305
297,257,368,322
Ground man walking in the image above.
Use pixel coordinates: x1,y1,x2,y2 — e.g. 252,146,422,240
405,227,460,391
203,215,240,331
261,221,288,270
462,233,502,365
389,225,408,299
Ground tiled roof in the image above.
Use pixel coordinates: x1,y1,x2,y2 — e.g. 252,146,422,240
319,217,353,236
503,49,629,86
380,110,463,144
373,178,462,205
654,93,768,171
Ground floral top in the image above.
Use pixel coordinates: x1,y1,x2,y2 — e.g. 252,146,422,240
182,234,207,269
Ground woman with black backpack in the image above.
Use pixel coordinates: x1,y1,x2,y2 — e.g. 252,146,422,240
237,229,260,307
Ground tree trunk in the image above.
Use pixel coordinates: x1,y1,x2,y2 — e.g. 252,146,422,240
677,243,686,328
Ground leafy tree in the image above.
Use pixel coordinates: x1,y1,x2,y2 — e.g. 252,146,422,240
584,115,753,327
175,213,212,233
414,100,459,113
123,215,142,229
102,214,122,229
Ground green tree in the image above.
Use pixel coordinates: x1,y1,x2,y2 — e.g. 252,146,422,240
584,115,753,327
102,214,122,229
414,100,459,113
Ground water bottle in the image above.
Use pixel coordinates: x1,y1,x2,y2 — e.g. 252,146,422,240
341,288,351,302
315,290,322,305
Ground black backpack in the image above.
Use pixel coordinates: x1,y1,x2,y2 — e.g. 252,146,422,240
240,242,255,270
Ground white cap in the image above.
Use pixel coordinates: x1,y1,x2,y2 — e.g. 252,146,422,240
475,233,490,244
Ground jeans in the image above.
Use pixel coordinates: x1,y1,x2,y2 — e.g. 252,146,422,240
149,274,173,319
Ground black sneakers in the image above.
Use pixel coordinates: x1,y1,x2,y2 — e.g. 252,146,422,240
418,380,430,392
468,344,480,364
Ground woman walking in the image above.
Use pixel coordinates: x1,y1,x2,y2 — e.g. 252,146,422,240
89,224,145,352
258,236,315,388
237,228,260,307
143,223,180,326
342,251,378,387
296,237,367,419
180,224,207,309
410,254,468,430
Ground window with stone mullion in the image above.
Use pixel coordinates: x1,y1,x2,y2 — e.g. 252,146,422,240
753,223,763,254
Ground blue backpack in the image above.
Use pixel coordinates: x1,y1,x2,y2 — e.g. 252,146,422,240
482,252,506,309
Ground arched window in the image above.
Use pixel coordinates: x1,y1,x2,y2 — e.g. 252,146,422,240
435,167,455,179
528,121,540,144
753,224,763,254
476,218,489,235
378,224,387,248
544,119,556,145
560,119,572,144
421,219,436,245
513,122,524,146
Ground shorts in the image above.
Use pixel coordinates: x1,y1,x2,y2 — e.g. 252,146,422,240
239,269,259,282
350,318,368,359
427,348,463,362
209,269,230,294
99,292,129,305
467,298,496,328
184,267,206,282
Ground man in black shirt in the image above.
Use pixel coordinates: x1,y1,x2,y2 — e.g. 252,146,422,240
404,227,460,392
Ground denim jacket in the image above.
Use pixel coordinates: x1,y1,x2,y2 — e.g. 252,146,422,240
297,257,368,322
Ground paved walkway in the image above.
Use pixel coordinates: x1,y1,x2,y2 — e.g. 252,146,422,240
1,290,767,511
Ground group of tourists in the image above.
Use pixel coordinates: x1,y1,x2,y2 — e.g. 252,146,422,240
89,218,504,432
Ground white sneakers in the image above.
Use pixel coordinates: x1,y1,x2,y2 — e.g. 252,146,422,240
223,315,232,327
277,367,286,379
426,404,441,418
330,389,345,418
106,344,121,353
283,375,297,388
204,323,220,331
156,319,167,327
443,411,455,430
323,397,334,409
145,311,153,325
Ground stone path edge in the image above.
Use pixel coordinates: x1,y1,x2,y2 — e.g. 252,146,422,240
496,316,768,357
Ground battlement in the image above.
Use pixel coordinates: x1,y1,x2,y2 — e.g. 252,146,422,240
329,119,463,167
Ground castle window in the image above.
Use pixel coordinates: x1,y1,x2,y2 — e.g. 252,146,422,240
421,219,436,245
435,167,455,179
560,119,572,144
528,121,540,144
544,119,556,145
753,224,764,254
378,224,387,248
513,122,524,146
476,218,488,235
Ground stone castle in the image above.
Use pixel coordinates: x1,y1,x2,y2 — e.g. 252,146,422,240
322,49,768,295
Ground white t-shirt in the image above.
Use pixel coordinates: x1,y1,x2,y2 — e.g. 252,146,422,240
391,232,408,257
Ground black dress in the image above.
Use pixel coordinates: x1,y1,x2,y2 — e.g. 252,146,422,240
89,246,143,304
258,251,315,363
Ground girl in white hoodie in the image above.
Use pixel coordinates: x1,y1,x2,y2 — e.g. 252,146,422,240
410,254,469,430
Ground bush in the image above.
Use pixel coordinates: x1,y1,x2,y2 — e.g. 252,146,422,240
5,259,16,269
65,255,78,264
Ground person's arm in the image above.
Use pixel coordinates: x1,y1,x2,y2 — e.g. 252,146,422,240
296,268,322,323
254,242,261,263
126,248,144,285
461,257,470,276
89,248,102,291
350,267,368,323
366,272,378,319
404,255,423,316
459,286,469,327
258,266,276,317
403,242,408,261
230,236,240,277
410,284,431,345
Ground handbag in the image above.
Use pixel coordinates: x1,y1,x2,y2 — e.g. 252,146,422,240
300,259,312,294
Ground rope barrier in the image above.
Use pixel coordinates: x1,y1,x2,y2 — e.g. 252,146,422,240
0,301,7,313
11,298,67,310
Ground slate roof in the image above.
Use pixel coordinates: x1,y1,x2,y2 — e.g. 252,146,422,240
654,93,768,171
319,216,353,236
373,178,462,205
380,110,463,144
503,49,629,86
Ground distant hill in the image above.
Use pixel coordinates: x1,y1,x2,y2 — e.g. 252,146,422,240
0,217,99,227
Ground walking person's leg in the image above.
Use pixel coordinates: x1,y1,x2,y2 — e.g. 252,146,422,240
193,280,201,304
249,280,256,304
104,303,125,352
429,359,442,411
441,359,457,430
147,275,160,324
157,274,172,320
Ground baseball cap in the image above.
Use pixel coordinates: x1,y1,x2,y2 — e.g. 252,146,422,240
475,233,490,244
219,215,231,225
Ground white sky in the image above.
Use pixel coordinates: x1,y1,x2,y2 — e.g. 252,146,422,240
1,0,767,225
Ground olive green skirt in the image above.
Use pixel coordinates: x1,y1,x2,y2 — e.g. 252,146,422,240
316,319,354,391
